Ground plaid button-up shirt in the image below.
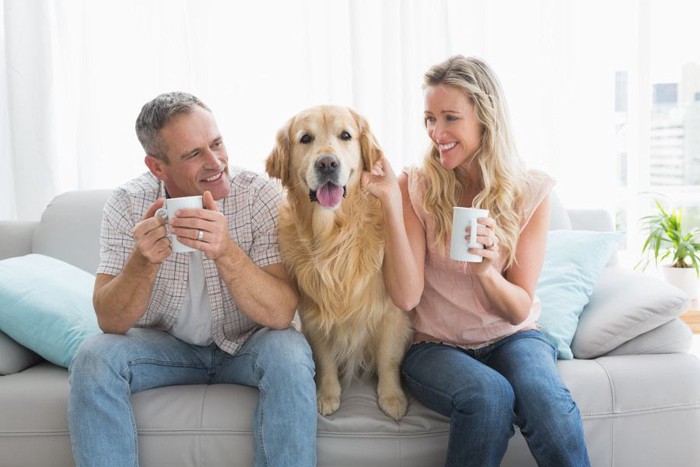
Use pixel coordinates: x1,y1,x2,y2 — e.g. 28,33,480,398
96,169,283,355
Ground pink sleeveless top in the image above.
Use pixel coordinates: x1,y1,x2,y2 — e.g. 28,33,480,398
406,167,555,349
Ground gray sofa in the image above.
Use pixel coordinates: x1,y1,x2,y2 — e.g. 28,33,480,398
1,189,700,467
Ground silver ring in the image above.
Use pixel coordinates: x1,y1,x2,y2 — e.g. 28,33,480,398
197,229,204,241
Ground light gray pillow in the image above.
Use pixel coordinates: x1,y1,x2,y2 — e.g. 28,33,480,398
0,330,43,375
571,266,690,359
604,318,693,356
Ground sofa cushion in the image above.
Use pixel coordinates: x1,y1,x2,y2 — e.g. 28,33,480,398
0,330,42,375
571,267,690,359
4,355,700,467
0,254,101,368
536,230,623,359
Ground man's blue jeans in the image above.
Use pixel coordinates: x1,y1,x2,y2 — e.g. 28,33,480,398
68,327,317,467
401,329,590,467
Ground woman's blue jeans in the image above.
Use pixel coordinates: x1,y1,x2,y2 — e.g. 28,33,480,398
68,327,317,467
402,329,590,467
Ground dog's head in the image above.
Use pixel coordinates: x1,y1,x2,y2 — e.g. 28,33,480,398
266,105,383,210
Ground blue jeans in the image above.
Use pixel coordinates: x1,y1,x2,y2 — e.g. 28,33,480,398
402,329,590,467
68,327,317,467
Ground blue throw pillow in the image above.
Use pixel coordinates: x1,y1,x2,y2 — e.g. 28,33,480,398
536,230,623,359
0,254,101,368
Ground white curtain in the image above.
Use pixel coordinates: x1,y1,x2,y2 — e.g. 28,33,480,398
1,0,629,221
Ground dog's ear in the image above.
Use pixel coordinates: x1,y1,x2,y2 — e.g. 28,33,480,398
350,108,384,171
265,118,293,187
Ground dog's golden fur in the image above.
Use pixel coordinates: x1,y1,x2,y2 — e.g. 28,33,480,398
266,105,413,420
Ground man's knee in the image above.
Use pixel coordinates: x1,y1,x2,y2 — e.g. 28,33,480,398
70,333,129,377
255,328,315,376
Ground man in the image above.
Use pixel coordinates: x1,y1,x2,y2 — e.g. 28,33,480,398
68,92,317,467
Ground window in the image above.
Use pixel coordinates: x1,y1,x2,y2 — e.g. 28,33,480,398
614,0,700,266
2,0,698,235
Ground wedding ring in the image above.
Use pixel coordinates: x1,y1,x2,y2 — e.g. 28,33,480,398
197,229,204,241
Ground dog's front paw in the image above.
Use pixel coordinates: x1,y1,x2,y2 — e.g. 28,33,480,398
317,390,341,416
378,389,408,421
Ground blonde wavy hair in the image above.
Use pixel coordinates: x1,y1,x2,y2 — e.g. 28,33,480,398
422,55,526,269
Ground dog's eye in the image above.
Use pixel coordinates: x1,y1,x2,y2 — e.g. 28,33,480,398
300,134,313,144
340,131,352,141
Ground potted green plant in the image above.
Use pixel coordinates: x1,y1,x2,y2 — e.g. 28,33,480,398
637,199,700,302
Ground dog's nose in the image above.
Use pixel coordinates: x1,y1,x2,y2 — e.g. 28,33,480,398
315,155,340,175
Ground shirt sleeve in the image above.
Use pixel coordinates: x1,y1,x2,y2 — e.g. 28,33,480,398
96,188,137,277
405,166,428,230
519,170,556,232
248,177,284,269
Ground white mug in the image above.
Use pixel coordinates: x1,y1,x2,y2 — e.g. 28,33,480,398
450,207,489,262
155,195,203,253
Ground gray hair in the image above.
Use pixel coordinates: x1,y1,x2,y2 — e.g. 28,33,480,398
135,92,210,161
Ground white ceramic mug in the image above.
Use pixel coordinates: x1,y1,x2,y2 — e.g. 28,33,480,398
450,207,489,262
155,195,203,253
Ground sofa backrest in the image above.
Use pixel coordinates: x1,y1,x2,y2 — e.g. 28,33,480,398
28,189,615,275
567,208,614,232
33,190,112,274
550,194,617,265
549,191,613,233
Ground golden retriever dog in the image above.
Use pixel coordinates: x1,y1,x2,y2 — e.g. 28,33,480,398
265,105,413,421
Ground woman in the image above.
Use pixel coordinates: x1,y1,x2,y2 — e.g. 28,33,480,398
363,55,590,466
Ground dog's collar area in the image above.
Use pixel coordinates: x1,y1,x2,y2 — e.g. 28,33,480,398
309,186,347,203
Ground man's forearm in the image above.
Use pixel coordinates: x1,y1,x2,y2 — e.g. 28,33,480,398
214,242,298,330
93,251,161,334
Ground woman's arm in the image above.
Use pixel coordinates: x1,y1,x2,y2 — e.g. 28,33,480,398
363,158,426,311
473,195,550,325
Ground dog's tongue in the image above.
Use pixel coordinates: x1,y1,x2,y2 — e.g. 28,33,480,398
317,182,344,208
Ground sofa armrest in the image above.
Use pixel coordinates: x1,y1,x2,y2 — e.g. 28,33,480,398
572,267,690,359
0,221,38,260
0,222,43,374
